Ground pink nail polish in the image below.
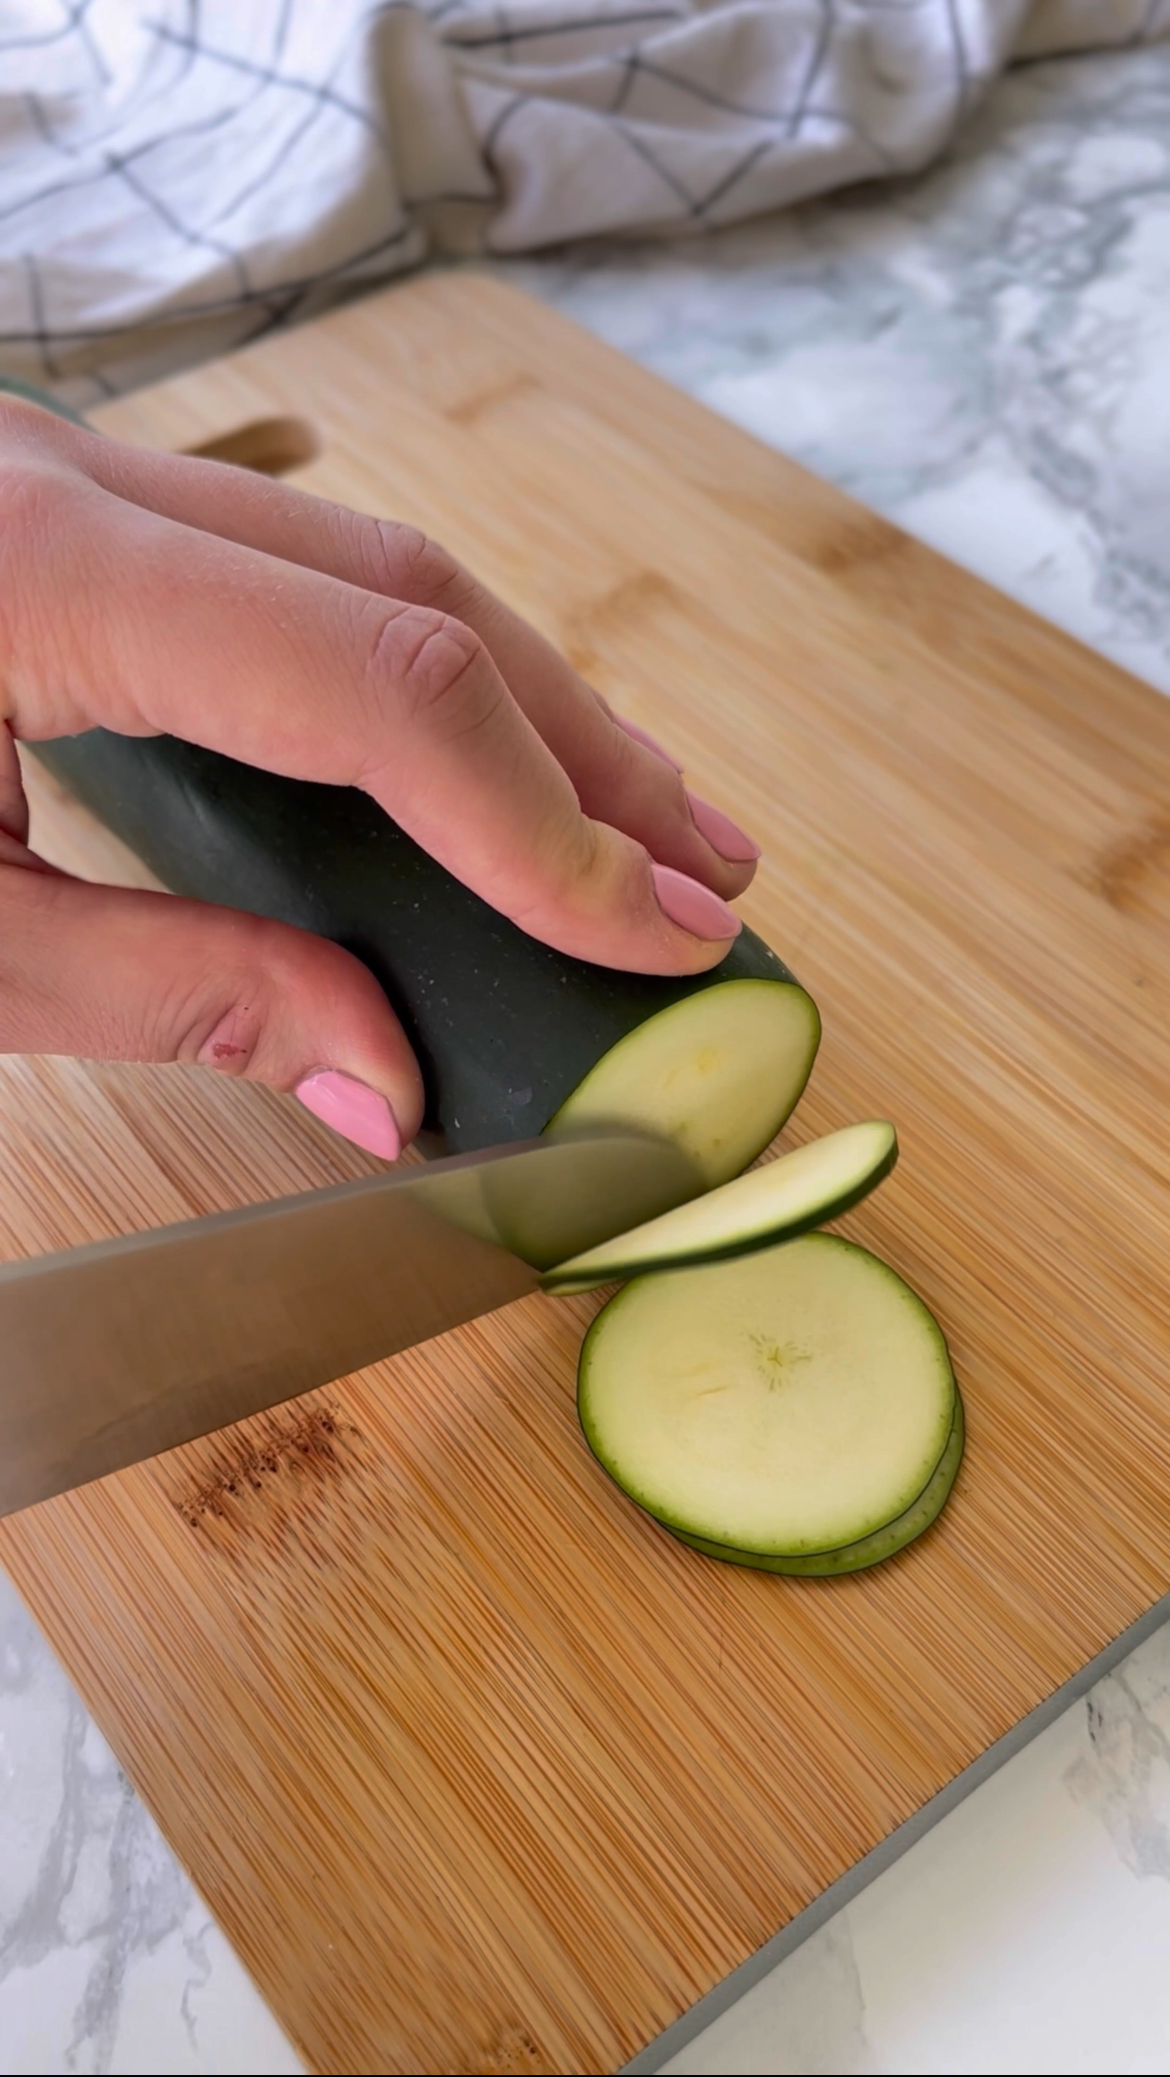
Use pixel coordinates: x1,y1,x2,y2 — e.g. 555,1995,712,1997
685,790,761,863
616,714,684,771
652,863,741,942
294,1070,401,1160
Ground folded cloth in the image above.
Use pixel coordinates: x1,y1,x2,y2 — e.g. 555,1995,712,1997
1,0,1166,404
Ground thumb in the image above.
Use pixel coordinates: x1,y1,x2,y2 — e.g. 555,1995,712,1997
0,859,424,1160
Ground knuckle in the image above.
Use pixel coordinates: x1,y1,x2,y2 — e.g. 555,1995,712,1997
392,523,466,607
250,914,335,1002
0,394,72,455
408,618,494,736
359,517,465,610
349,514,425,597
168,913,278,1071
365,604,493,739
0,462,84,675
0,456,72,546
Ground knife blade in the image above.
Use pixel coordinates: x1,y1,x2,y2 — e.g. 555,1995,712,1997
0,1130,700,1518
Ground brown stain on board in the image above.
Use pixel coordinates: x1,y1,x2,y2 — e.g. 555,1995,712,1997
6,273,1170,2075
446,371,541,428
803,510,908,579
472,2023,547,2076
165,1395,391,1586
176,1404,354,1532
1092,808,1170,914
560,568,683,678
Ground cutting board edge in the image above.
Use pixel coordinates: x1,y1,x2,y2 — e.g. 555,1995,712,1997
625,1586,1170,2074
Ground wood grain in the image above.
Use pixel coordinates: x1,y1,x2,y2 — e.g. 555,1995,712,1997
4,274,1170,2075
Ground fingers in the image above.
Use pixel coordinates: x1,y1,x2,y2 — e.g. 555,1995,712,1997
0,854,424,1157
1,431,740,974
389,574,763,897
58,423,760,899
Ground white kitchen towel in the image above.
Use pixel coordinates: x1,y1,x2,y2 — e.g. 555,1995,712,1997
1,0,1167,404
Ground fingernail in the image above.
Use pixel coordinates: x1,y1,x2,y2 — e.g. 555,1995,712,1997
294,1070,401,1160
685,789,761,863
616,714,683,771
652,863,742,942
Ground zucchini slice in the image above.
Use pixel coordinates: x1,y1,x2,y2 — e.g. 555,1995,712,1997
543,1120,897,1291
578,1234,957,1562
32,732,816,1164
672,1394,964,1575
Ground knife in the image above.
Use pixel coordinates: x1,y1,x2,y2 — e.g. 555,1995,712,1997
0,1130,700,1519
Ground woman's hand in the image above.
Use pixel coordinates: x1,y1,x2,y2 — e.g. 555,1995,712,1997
0,398,759,1158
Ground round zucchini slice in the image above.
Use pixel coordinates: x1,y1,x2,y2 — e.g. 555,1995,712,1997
672,1393,964,1575
578,1233,957,1562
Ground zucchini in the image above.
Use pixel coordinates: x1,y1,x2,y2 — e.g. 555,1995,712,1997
32,732,818,1163
578,1233,958,1568
672,1395,964,1575
542,1120,897,1291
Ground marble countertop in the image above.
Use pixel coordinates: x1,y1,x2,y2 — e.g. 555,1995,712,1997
4,37,1170,2077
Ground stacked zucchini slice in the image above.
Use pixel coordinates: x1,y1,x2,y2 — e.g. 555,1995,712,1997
545,1084,962,1577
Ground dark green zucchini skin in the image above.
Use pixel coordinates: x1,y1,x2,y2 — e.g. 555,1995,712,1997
33,730,801,1153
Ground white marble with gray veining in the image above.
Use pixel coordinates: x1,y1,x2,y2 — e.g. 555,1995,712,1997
498,41,1170,702
5,39,1170,2077
0,1569,301,2077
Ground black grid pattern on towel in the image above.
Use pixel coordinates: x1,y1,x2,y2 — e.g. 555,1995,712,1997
4,0,1170,385
1,1,416,377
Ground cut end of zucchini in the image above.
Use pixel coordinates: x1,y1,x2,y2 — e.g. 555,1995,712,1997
544,977,820,1189
542,1121,897,1292
578,1233,956,1560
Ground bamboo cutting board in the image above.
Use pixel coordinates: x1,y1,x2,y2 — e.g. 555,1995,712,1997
4,274,1170,2077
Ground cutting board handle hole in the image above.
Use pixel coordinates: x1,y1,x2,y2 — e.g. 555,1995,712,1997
180,416,321,478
